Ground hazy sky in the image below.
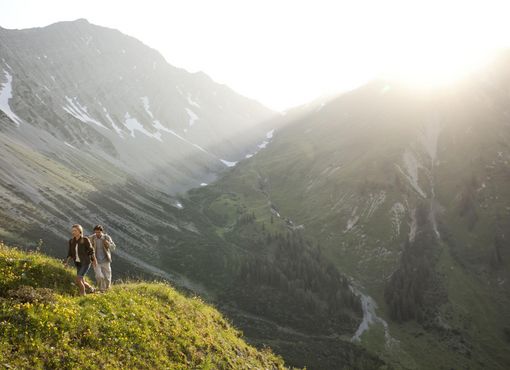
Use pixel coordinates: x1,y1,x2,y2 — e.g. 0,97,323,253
1,0,510,110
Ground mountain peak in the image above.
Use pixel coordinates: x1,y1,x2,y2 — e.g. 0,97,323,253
73,18,90,24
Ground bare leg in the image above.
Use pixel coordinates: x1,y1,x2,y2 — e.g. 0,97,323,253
83,280,94,292
76,276,86,295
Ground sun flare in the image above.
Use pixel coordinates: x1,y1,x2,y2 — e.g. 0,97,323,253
379,47,497,88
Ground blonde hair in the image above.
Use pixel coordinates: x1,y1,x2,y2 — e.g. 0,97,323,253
72,224,83,235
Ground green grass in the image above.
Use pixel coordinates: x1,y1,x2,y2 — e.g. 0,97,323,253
174,85,510,370
0,243,77,296
364,242,510,370
0,242,288,369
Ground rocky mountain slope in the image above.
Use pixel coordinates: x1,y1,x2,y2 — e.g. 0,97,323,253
0,19,278,254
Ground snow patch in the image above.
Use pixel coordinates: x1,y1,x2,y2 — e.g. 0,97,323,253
123,112,161,141
139,97,203,147
140,96,204,147
185,108,199,127
245,129,276,156
220,159,237,167
187,93,201,108
255,129,276,150
2,59,12,70
0,69,22,125
63,96,107,129
396,150,427,198
152,120,171,133
152,120,210,154
257,140,269,149
105,111,123,136
141,96,154,119
200,183,208,187
98,102,124,137
175,202,184,210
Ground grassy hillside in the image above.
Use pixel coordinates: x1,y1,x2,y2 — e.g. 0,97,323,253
0,242,287,369
171,77,510,369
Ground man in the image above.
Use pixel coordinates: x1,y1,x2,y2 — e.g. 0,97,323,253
64,224,96,295
89,225,116,291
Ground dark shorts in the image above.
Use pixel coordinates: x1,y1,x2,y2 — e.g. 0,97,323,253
75,262,91,278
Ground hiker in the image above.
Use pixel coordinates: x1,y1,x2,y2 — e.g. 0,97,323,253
89,225,116,291
64,224,96,295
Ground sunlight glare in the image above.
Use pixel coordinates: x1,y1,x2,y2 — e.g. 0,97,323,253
380,47,496,88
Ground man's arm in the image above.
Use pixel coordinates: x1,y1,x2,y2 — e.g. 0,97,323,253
105,235,116,250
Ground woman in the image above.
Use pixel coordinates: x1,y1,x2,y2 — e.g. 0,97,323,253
64,224,96,295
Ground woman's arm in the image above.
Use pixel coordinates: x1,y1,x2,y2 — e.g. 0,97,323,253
84,237,97,265
63,240,73,265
